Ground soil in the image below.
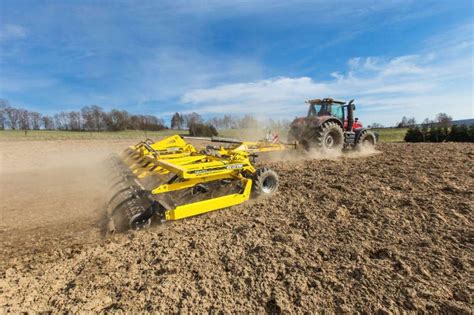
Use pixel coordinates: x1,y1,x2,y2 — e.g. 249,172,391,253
0,140,473,313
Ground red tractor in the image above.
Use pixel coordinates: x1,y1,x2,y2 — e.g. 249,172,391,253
288,98,376,151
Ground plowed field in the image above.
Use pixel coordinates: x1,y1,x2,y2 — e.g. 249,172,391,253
1,140,472,313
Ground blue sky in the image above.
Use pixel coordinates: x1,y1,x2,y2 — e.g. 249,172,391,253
0,0,472,126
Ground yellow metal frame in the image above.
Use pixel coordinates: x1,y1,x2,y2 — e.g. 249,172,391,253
117,134,283,222
226,141,289,153
142,146,256,221
164,177,252,220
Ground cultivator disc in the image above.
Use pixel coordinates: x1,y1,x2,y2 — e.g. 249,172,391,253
105,135,280,233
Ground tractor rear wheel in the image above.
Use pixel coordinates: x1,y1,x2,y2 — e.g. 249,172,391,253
356,130,376,150
305,121,344,151
252,167,279,198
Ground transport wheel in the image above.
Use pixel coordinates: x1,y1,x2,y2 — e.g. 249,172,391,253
252,167,279,197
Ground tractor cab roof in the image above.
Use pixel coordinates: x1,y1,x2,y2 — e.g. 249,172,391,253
305,98,347,105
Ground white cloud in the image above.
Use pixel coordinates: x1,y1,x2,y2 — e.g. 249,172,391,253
181,24,473,126
0,24,27,41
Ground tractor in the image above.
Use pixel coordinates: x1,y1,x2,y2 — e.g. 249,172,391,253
288,98,376,151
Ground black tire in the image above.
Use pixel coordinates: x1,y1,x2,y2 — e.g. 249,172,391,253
303,121,344,151
252,167,279,198
356,130,376,150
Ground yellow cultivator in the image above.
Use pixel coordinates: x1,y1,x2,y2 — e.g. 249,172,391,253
106,135,281,232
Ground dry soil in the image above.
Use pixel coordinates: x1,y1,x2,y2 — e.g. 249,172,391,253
0,140,473,313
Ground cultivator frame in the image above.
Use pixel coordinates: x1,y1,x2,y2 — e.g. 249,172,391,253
106,135,280,232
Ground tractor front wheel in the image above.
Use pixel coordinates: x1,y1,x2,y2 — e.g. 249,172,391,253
356,130,376,150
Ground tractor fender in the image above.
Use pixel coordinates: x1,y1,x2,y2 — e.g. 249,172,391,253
308,116,343,129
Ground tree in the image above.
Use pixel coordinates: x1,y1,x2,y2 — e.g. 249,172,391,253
370,122,384,128
171,112,184,129
54,112,69,130
68,111,82,130
436,113,452,128
105,109,129,131
448,125,470,142
421,123,429,142
238,114,258,129
407,117,416,127
18,109,30,135
189,122,218,137
404,126,423,142
469,125,474,142
90,105,106,131
183,112,203,128
428,126,446,142
397,116,409,128
42,115,55,130
28,112,42,130
4,106,19,130
81,106,95,131
0,99,10,130
422,118,432,126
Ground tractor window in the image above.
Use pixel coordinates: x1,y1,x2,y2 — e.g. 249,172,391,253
314,104,343,119
315,105,331,116
331,106,344,120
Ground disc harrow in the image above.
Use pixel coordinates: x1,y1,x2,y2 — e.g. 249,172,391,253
106,135,281,233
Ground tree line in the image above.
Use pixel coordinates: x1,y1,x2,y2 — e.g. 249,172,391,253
170,112,290,130
0,99,165,132
401,112,473,142
405,124,474,142
396,113,453,129
0,99,291,134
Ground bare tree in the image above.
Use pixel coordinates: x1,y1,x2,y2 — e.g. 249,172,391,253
18,109,30,135
91,105,106,131
223,115,237,129
42,115,55,130
397,116,416,128
238,114,258,128
183,112,203,128
0,101,7,130
369,123,384,128
81,106,95,131
54,112,70,130
105,109,129,131
29,112,42,130
422,118,432,126
407,117,416,127
67,111,82,130
4,107,19,130
436,113,453,128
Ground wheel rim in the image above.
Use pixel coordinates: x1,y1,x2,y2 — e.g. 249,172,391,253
325,134,335,148
262,175,277,194
129,213,151,230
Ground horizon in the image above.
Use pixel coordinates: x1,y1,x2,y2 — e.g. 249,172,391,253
0,0,473,126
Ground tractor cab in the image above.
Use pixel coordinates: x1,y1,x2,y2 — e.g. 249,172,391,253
305,98,362,131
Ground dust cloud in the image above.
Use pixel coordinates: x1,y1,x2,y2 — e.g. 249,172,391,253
0,140,128,268
262,144,381,163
